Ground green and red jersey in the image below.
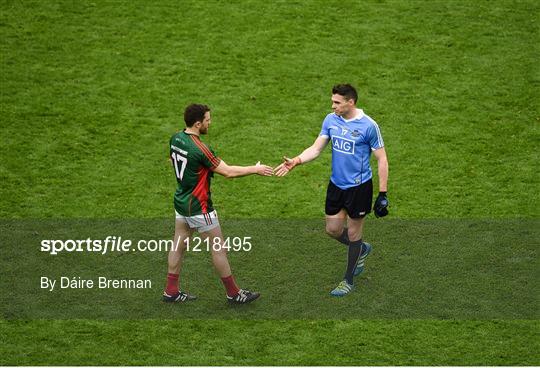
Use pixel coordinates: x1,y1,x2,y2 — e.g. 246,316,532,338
169,130,221,216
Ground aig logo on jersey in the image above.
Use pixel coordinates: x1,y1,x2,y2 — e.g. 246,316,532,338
332,136,355,155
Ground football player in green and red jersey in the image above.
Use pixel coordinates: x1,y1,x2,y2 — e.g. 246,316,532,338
164,103,273,304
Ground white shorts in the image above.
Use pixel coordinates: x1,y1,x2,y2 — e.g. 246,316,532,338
175,209,220,233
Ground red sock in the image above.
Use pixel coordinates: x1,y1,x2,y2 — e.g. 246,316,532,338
221,275,240,297
165,273,179,295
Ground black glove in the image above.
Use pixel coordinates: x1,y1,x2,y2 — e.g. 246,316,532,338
374,192,389,218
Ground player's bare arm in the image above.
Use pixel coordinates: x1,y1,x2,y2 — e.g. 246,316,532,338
372,147,388,192
274,135,329,177
214,159,273,178
372,147,389,218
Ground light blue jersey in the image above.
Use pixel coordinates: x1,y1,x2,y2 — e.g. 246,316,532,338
319,109,384,189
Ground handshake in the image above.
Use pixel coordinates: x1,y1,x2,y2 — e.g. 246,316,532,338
253,156,389,218
253,156,302,177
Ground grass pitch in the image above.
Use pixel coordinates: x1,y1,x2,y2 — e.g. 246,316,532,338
1,0,539,365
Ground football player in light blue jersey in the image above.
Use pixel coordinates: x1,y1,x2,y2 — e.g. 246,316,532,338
275,84,389,297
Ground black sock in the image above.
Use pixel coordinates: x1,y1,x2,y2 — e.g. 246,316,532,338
337,228,349,245
344,239,363,285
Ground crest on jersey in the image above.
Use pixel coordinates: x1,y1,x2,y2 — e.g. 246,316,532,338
351,130,360,137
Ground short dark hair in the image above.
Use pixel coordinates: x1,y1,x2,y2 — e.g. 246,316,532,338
184,103,210,127
332,84,358,104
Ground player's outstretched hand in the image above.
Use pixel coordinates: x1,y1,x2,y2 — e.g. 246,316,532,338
255,161,274,176
274,156,301,177
374,192,389,218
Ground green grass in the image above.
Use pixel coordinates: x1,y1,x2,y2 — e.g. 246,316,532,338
1,0,539,365
1,0,538,219
2,320,538,366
